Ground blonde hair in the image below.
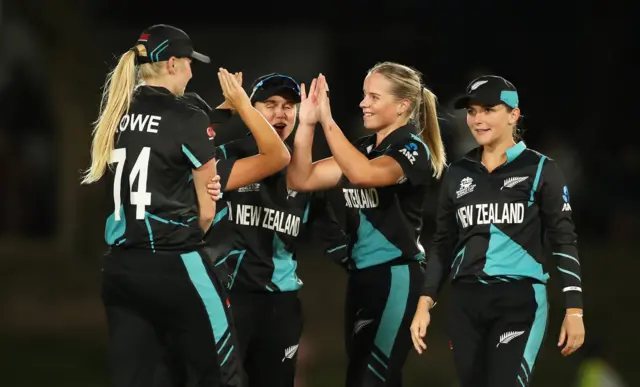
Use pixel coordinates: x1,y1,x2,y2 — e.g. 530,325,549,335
367,62,446,179
81,44,167,184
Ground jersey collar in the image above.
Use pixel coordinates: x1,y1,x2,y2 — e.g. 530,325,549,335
137,85,174,97
465,141,527,165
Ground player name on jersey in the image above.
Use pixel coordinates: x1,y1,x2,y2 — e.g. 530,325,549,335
343,188,379,209
119,114,162,133
457,202,525,228
235,204,301,237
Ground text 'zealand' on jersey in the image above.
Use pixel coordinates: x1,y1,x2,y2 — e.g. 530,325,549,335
234,204,302,237
343,188,380,209
457,203,525,228
422,141,584,309
338,124,435,270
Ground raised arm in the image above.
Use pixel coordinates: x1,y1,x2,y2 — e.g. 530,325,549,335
287,79,342,192
214,68,290,192
312,74,431,188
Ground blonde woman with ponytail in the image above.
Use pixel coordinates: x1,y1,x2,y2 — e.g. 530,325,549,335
287,62,446,386
84,24,252,387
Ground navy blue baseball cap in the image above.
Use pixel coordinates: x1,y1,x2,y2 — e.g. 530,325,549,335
249,74,301,104
453,75,519,109
134,24,210,64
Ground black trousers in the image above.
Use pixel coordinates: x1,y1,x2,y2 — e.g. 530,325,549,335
101,248,243,387
344,261,423,387
230,291,303,387
447,279,549,387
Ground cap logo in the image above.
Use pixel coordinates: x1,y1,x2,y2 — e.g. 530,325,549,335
470,80,488,91
138,33,150,42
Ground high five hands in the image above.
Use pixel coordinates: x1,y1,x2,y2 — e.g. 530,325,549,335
298,74,332,127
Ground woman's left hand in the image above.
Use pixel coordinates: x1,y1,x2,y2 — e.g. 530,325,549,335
558,308,585,356
314,74,333,126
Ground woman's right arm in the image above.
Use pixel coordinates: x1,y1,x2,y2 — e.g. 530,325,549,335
410,170,458,353
215,69,290,192
421,169,458,302
286,122,342,192
286,79,342,192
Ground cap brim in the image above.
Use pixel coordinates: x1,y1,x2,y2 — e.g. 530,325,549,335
452,93,504,109
251,87,301,104
452,95,471,109
190,50,211,64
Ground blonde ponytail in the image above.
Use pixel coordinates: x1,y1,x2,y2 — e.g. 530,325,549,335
81,48,139,184
417,87,446,179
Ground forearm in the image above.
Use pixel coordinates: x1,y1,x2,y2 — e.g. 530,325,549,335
236,105,288,158
288,123,315,188
553,244,583,309
321,118,372,184
421,256,448,302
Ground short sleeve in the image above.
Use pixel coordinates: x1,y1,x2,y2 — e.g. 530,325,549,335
215,136,258,191
180,110,216,169
384,135,433,185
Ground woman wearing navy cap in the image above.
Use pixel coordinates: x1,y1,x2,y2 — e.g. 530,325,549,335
82,24,289,387
411,75,586,387
198,72,347,387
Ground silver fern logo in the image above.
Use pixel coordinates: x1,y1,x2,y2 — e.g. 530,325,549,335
353,319,374,335
501,176,528,190
282,344,299,362
497,331,525,347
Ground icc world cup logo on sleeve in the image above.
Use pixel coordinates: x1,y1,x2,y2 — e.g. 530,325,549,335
562,186,572,211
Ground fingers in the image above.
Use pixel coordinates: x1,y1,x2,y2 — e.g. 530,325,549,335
410,321,428,355
419,321,427,339
315,74,330,103
557,325,566,348
562,332,585,356
207,175,221,198
234,72,243,87
562,336,577,356
308,78,318,98
206,183,220,193
218,68,231,94
227,70,240,88
314,74,325,99
322,74,330,94
410,324,422,354
300,83,307,100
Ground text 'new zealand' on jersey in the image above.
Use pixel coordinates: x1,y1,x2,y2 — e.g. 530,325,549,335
340,124,434,270
422,141,582,308
104,86,216,252
207,135,310,293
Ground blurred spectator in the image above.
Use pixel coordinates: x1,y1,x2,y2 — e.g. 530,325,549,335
573,339,628,387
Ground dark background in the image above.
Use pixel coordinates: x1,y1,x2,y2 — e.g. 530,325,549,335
0,0,634,386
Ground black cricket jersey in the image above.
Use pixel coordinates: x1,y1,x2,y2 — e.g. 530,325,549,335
207,135,310,293
422,141,583,308
104,85,215,252
338,124,434,270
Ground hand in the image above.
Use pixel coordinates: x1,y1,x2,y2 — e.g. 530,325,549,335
217,68,250,112
298,78,320,126
410,296,434,355
217,72,243,110
558,308,585,356
314,74,333,126
207,175,222,201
